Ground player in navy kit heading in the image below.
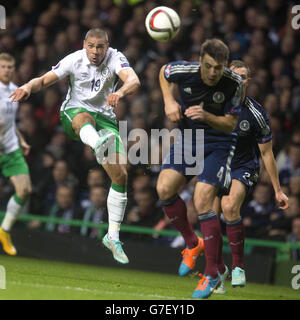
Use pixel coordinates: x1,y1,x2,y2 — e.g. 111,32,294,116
156,39,243,299
212,60,289,294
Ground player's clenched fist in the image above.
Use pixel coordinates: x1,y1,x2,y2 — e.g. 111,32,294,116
185,102,205,121
9,86,31,102
106,92,122,107
164,100,183,123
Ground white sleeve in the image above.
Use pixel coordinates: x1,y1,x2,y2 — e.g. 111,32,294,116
113,51,132,75
51,53,74,79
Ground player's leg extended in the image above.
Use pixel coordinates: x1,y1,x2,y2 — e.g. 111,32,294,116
192,182,221,298
221,179,246,287
70,110,128,263
101,153,129,264
0,174,32,255
156,169,204,275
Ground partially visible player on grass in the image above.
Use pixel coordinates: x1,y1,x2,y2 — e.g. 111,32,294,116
10,28,140,264
212,60,289,294
0,53,32,255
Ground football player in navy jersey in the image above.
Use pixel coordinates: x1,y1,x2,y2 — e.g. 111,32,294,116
156,39,243,299
212,60,289,294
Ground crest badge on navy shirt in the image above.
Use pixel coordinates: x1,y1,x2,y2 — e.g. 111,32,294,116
239,120,250,131
213,91,225,104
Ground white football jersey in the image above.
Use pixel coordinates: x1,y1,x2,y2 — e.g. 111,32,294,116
0,81,19,155
52,48,132,120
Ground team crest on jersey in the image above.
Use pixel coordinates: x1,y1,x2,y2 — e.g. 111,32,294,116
213,91,225,104
100,66,111,80
239,120,250,131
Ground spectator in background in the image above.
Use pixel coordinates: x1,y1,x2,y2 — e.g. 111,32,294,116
80,186,108,238
17,116,48,168
276,129,300,171
44,129,68,161
17,102,34,122
29,150,56,216
34,87,61,134
242,183,278,237
34,159,79,213
267,195,300,241
279,142,300,185
125,186,164,240
287,217,300,260
289,174,300,196
79,167,108,208
74,145,99,185
45,184,83,234
264,93,280,116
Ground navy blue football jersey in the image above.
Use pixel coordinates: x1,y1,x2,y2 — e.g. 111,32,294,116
231,96,272,170
164,61,242,144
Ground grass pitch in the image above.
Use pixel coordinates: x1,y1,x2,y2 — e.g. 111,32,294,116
0,256,298,300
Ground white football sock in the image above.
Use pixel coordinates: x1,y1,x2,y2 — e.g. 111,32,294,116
107,187,127,241
1,196,23,232
79,123,100,150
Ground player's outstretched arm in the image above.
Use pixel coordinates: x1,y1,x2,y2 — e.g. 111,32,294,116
159,65,183,123
107,68,140,107
259,141,289,210
10,71,59,102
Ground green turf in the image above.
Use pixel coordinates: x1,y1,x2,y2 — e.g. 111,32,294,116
0,256,298,300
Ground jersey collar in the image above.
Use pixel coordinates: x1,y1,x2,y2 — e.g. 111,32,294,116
0,81,12,90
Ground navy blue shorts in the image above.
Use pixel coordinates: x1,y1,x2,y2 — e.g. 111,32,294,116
231,166,259,195
161,139,236,194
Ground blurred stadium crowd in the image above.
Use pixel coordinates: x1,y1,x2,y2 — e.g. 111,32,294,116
0,0,300,250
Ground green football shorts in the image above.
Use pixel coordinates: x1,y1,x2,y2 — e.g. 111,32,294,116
0,148,30,178
60,107,125,155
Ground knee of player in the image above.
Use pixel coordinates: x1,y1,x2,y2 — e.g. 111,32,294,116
112,167,128,185
222,198,240,220
193,197,208,213
16,185,32,200
73,113,95,135
156,182,175,201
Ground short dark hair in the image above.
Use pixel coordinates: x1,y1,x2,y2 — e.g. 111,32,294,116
230,60,251,78
200,38,229,63
85,28,108,42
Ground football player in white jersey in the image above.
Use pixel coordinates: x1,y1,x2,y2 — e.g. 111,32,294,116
0,53,32,255
11,28,140,264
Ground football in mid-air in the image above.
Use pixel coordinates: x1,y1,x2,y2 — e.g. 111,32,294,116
145,6,181,42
